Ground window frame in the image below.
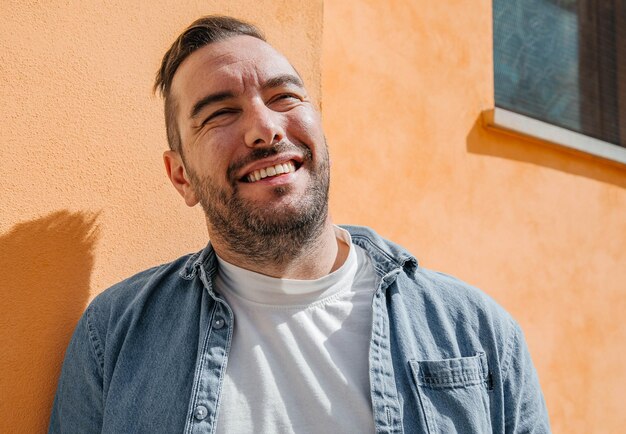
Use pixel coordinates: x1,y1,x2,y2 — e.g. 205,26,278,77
482,107,626,166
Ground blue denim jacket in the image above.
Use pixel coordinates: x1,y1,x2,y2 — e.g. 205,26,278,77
49,225,551,433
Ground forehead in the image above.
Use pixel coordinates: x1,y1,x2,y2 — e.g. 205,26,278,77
171,36,299,105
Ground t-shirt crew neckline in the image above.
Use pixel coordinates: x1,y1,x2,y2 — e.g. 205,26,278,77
215,226,358,307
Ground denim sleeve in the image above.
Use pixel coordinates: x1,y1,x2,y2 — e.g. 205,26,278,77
48,305,104,434
502,321,552,433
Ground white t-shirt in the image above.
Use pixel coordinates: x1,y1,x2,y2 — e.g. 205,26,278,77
214,227,378,434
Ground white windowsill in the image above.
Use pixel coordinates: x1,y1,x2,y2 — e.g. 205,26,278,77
482,108,626,167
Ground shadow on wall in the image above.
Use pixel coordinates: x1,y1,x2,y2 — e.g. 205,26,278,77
466,115,626,190
0,210,99,434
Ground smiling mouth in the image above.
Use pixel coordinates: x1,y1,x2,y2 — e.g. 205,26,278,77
243,160,300,183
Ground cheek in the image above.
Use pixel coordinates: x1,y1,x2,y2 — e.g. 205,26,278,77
194,128,239,164
287,108,325,142
182,143,227,184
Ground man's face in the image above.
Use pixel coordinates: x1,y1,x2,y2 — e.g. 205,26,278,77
169,35,330,257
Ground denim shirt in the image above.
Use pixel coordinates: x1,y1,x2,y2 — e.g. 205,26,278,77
49,225,551,433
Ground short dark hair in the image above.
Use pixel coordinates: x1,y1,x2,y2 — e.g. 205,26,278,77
154,16,265,153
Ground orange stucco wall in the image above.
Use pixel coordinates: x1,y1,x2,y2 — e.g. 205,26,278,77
1,1,625,433
0,2,322,432
322,1,626,433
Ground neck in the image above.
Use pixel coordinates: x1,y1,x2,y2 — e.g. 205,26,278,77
209,219,349,280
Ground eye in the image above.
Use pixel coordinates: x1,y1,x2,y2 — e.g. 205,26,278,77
269,93,301,109
202,109,236,125
274,93,298,101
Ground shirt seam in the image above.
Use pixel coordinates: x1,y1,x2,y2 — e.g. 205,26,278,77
210,303,233,434
85,305,105,376
499,316,519,381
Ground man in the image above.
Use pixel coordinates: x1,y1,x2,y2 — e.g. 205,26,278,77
49,15,551,433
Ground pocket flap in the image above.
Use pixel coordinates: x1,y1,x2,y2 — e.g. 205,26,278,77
410,352,489,389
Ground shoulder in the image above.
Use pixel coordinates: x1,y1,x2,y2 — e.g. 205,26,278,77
345,224,517,352
345,224,511,316
91,253,196,309
84,247,213,338
400,262,516,346
412,267,510,321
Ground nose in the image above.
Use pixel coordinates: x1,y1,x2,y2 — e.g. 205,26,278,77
243,102,285,148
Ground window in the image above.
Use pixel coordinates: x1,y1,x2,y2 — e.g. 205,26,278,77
491,0,626,163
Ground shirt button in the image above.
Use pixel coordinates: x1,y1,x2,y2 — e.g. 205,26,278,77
213,318,225,329
194,405,208,420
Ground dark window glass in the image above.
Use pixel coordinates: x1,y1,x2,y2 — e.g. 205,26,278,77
494,0,626,148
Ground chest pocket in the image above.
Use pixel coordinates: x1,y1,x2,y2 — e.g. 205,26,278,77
409,352,492,434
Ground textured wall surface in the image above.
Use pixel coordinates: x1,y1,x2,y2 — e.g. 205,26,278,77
0,1,322,432
322,1,626,433
2,0,625,433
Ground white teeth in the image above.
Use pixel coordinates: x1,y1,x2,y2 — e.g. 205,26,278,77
246,161,297,183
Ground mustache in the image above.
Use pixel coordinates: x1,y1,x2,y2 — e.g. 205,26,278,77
226,141,312,183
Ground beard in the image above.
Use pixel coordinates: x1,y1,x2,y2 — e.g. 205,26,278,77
185,141,330,266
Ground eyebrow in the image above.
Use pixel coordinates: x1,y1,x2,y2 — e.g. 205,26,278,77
190,91,235,119
261,74,304,91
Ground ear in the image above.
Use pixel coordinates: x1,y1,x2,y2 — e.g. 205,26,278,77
163,150,199,207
